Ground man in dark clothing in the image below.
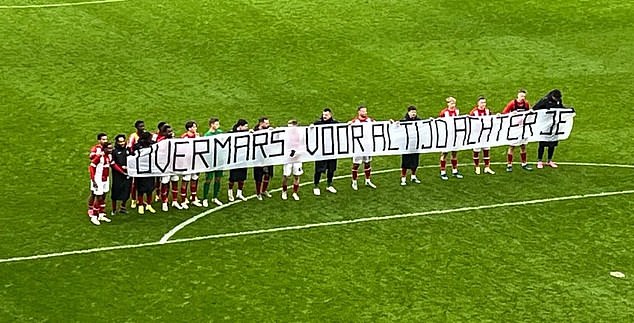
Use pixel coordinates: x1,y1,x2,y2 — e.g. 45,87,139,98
111,134,131,215
400,106,422,185
312,108,339,196
533,89,573,169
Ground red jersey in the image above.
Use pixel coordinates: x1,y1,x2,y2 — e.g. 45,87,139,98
439,108,459,117
89,144,103,159
127,132,140,152
469,106,491,116
351,116,374,123
503,99,530,113
90,154,111,181
155,135,167,142
180,132,199,139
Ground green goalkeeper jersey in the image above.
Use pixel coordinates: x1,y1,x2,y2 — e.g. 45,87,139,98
204,129,223,137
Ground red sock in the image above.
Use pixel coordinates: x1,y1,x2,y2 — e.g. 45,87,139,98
282,183,288,192
190,179,198,199
262,175,270,192
440,159,446,171
146,194,152,205
483,150,490,167
451,158,458,170
364,166,371,179
401,168,407,177
92,199,100,216
161,184,169,203
130,180,137,200
507,153,513,165
228,182,234,190
473,151,480,167
180,181,188,202
137,194,144,205
171,181,179,201
238,181,244,190
351,164,360,180
411,168,417,175
293,183,299,193
520,152,527,164
255,181,262,194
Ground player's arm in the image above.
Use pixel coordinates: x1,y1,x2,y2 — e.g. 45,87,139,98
111,160,126,175
502,101,514,114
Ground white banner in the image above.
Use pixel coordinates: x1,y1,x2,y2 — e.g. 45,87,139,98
128,109,575,177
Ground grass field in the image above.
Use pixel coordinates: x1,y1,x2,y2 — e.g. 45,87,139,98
1,0,634,321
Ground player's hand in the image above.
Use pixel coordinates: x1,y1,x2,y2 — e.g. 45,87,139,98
122,166,127,170
92,180,98,189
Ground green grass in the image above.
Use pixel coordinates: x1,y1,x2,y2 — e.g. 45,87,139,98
1,0,634,321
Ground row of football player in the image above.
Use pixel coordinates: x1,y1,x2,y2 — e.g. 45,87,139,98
87,89,566,225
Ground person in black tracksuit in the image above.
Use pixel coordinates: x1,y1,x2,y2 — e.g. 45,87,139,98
312,108,339,196
533,89,574,168
400,106,422,185
111,134,131,215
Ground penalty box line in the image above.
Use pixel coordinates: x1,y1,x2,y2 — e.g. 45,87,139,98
1,189,633,264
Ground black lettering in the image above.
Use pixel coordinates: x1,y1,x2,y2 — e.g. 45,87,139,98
172,142,188,172
269,129,285,157
192,139,210,170
420,120,433,149
522,111,538,138
386,123,399,151
233,134,250,163
403,122,412,150
154,141,171,173
466,116,479,145
336,125,350,154
252,132,269,160
135,146,153,174
435,119,448,149
495,114,510,141
322,126,335,156
507,115,523,141
305,127,319,156
371,124,386,152
351,124,364,153
453,116,468,146
540,110,557,135
479,116,494,143
213,136,231,167
555,110,575,135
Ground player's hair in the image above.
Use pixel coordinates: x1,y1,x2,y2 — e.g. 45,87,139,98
96,132,107,140
102,142,113,148
477,96,486,101
134,120,144,128
287,119,298,126
157,121,167,131
446,97,456,104
114,134,126,142
208,117,219,126
232,119,248,132
323,108,332,113
185,121,197,131
407,105,417,111
518,88,527,94
160,124,172,132
357,105,366,111
258,116,268,124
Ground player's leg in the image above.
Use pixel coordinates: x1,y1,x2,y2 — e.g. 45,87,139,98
262,167,272,198
170,176,182,209
351,156,361,190
211,171,224,206
483,149,495,174
180,174,190,209
451,151,463,179
520,144,532,170
202,172,212,207
282,164,291,200
325,159,337,193
400,154,408,186
439,152,449,180
537,142,546,168
506,146,514,172
411,153,420,183
292,163,302,200
190,174,201,206
364,157,375,188
473,148,481,174
547,142,558,168
253,167,263,200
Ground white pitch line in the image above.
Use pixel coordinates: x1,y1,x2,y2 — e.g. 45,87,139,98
1,189,633,264
0,0,125,9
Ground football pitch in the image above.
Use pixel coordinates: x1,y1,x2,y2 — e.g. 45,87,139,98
1,0,634,321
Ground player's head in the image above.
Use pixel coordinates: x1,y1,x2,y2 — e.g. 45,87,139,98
405,105,417,119
357,105,367,118
185,121,197,133
157,121,167,131
138,131,153,147
549,89,562,101
257,117,270,129
517,89,527,101
233,119,248,132
102,142,114,154
287,119,298,127
96,132,108,144
446,97,456,109
208,117,220,130
160,124,174,138
322,108,332,121
134,120,145,132
114,134,126,148
477,96,487,108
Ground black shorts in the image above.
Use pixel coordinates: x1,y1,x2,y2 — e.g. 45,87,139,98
253,166,274,181
539,141,559,148
229,168,248,182
401,153,420,169
135,177,155,194
315,159,337,173
111,172,131,200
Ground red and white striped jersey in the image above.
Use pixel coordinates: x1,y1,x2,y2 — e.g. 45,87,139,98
351,116,374,123
469,107,491,116
180,132,199,139
89,144,103,159
439,108,459,117
90,154,111,181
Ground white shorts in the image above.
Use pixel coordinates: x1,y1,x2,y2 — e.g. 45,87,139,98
182,173,199,181
90,179,109,195
283,163,303,177
161,175,180,184
352,156,372,164
473,147,490,152
510,139,529,147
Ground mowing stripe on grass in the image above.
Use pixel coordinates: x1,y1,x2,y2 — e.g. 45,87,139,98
0,0,125,9
159,161,634,242
1,188,633,264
